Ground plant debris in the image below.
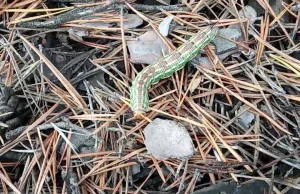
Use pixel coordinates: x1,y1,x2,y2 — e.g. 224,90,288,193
0,0,300,193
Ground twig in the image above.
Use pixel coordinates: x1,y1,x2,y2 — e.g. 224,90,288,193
5,120,95,140
17,1,188,29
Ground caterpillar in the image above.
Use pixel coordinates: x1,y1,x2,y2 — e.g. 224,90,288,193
129,25,219,119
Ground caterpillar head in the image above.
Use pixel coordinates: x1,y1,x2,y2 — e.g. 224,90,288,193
133,110,146,120
132,105,148,120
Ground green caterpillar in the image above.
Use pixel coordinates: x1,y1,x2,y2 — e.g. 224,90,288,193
130,26,219,119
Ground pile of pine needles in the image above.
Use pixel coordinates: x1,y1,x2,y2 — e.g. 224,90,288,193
0,0,300,193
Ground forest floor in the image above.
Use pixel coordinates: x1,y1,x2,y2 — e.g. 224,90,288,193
0,0,300,193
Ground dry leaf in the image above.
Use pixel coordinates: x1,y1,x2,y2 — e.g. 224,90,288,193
189,76,202,93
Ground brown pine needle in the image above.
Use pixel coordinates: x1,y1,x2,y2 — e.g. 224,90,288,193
1,1,299,193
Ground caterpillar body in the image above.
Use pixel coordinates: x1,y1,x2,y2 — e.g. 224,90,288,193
130,26,219,119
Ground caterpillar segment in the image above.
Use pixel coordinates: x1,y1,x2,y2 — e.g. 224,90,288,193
130,26,219,119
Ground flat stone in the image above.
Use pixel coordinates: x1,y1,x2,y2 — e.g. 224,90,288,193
127,30,169,64
117,14,143,29
212,28,242,54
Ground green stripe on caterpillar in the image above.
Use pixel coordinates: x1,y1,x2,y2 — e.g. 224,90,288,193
129,26,219,119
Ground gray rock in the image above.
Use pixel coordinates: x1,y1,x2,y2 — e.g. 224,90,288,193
247,1,264,18
122,14,143,29
239,5,257,25
159,16,175,36
127,30,169,65
193,180,270,194
212,28,242,54
143,118,194,160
